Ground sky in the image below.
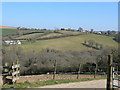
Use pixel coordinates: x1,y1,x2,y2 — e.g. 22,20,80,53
2,2,118,31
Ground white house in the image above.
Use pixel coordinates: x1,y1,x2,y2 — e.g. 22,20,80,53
4,40,21,45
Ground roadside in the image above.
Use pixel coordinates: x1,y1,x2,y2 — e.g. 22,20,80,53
2,77,106,88
39,79,106,88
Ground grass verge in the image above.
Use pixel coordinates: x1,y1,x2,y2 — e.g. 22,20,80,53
2,77,106,88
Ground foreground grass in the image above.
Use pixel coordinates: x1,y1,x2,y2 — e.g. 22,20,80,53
2,77,106,88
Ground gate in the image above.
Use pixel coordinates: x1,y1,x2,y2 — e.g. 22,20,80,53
107,54,120,89
0,60,20,85
112,63,120,88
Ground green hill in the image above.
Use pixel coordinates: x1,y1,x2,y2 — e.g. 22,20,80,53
6,34,118,52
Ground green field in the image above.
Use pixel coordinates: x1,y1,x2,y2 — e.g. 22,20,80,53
58,30,81,34
2,28,118,52
15,33,44,39
6,34,118,52
2,28,17,35
38,33,63,39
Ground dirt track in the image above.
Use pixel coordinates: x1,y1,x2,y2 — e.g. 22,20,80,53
39,79,107,88
17,75,102,83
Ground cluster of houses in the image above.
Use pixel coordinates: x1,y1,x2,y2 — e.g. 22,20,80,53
4,40,21,45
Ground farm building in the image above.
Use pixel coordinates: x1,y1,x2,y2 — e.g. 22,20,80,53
4,40,21,45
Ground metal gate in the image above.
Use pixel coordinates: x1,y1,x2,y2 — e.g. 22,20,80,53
107,54,120,89
112,63,120,88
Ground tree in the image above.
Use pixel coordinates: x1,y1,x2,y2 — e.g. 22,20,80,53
17,27,21,30
90,29,94,33
114,32,120,43
78,27,83,32
61,28,65,30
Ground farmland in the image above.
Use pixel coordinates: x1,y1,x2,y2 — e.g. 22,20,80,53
2,28,17,35
2,28,118,52
15,33,44,39
2,27,119,83
5,33,118,52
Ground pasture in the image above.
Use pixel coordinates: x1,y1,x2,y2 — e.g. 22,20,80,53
15,33,44,39
2,28,17,35
58,30,81,34
38,33,63,39
5,34,118,52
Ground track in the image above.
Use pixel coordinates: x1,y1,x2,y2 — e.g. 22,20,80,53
39,79,106,88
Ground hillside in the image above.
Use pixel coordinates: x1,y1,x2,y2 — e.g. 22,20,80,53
3,29,119,77
6,34,118,52
2,28,118,52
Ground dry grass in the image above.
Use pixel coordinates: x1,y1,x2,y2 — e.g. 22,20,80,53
15,33,44,39
58,30,81,34
38,33,62,39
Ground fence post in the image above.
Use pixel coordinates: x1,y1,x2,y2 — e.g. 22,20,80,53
112,67,115,87
53,60,57,80
12,60,20,84
77,64,81,79
12,62,15,84
94,63,98,78
118,80,120,87
117,66,120,88
107,54,113,90
16,60,19,83
3,62,9,84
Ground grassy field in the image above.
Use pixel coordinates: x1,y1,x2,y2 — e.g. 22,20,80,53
2,28,17,35
6,34,118,52
58,30,81,34
38,33,63,39
2,28,43,36
2,28,118,52
15,33,44,39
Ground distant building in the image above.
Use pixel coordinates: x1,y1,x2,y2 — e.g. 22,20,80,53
94,31,102,35
4,40,21,45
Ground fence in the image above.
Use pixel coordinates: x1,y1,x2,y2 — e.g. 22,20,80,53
0,60,20,85
107,54,120,90
51,61,106,81
112,63,120,88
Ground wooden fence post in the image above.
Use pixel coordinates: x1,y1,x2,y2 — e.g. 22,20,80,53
3,62,9,84
12,60,20,84
94,63,98,78
12,62,15,84
77,64,81,79
107,54,113,90
53,60,57,80
16,60,19,83
117,66,119,88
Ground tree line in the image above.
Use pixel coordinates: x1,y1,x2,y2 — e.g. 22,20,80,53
2,45,119,75
83,40,103,50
